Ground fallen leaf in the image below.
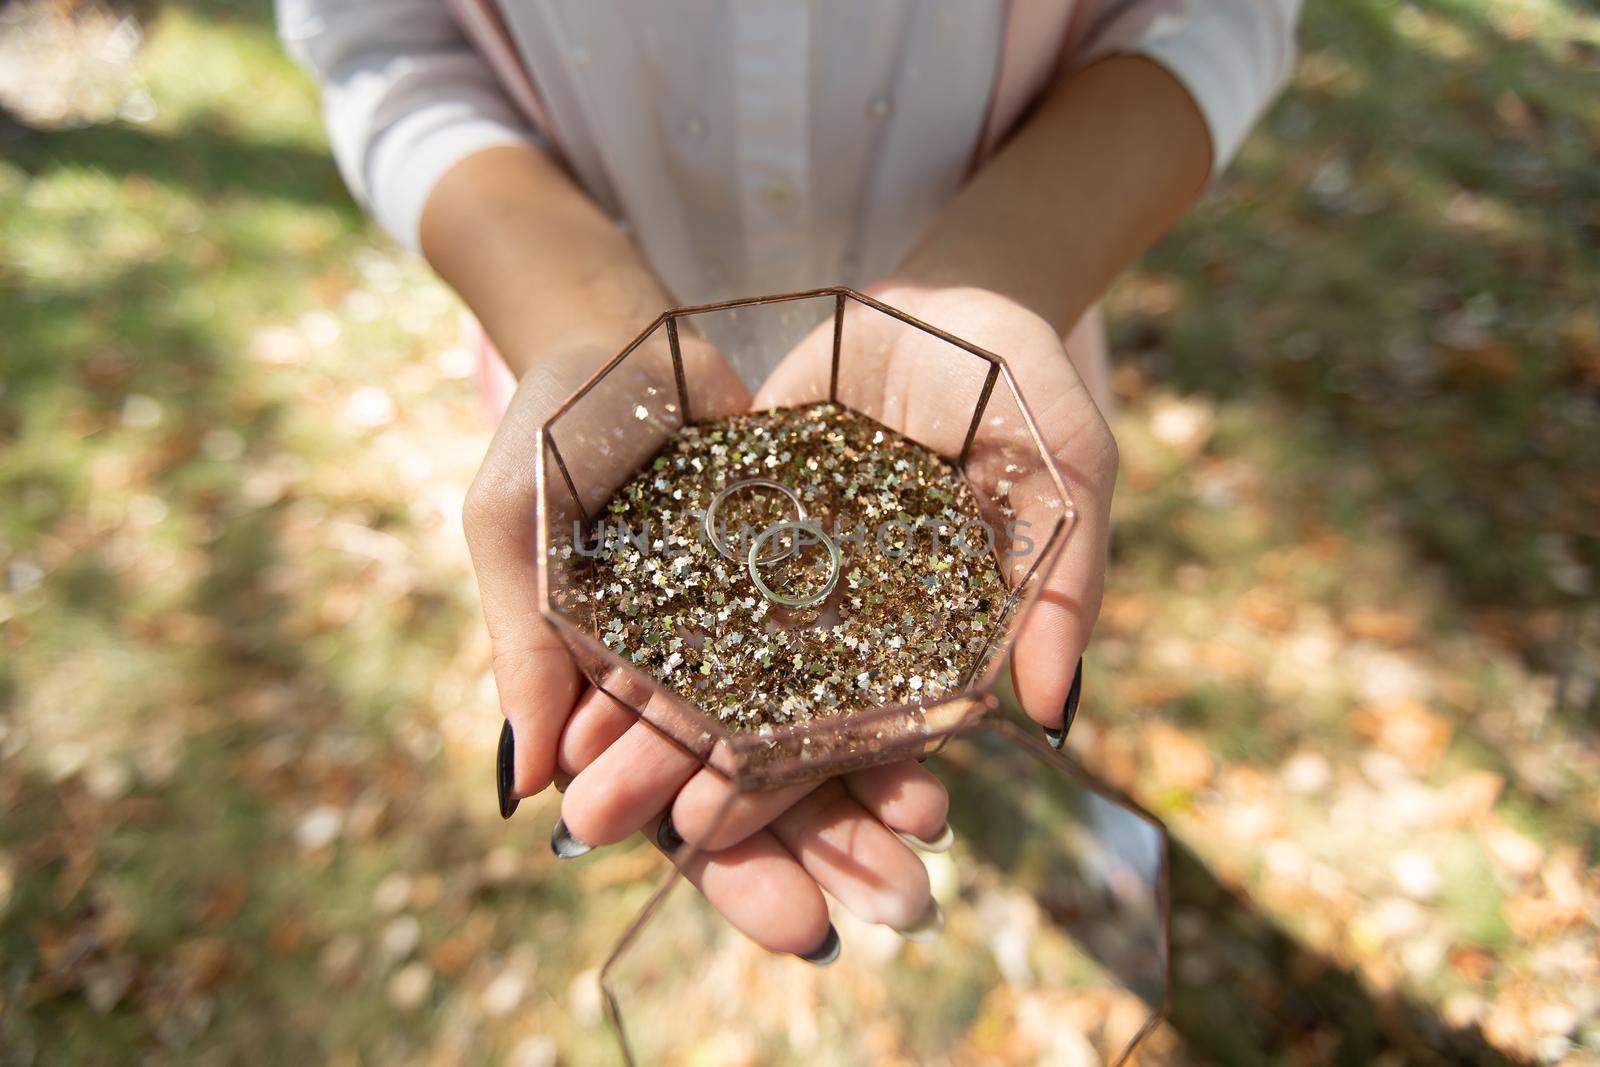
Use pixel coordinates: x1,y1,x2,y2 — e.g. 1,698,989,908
1350,698,1453,767
1344,608,1419,647
1238,587,1297,633
1142,722,1214,790
1436,770,1504,826
387,961,433,1012
268,917,306,958
196,881,248,928
1477,817,1545,879
1506,892,1581,941
1448,946,1495,983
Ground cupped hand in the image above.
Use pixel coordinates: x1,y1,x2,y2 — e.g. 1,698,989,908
753,284,1118,736
465,333,950,960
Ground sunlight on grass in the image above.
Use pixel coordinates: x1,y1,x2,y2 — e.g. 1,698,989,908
2,0,1597,1063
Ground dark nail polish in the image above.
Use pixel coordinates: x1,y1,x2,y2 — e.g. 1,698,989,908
795,923,840,966
497,719,518,819
551,817,592,859
656,812,683,854
1044,658,1083,751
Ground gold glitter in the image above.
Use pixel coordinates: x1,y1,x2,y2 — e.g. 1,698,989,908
573,404,1008,729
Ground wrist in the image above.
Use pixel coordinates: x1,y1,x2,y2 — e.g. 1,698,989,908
421,144,671,379
502,290,665,379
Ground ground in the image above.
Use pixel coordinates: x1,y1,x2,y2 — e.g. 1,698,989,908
0,1,1596,1064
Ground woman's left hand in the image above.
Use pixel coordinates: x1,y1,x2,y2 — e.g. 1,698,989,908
752,284,1118,735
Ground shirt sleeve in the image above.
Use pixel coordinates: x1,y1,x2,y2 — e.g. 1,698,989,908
1081,0,1302,174
277,0,538,250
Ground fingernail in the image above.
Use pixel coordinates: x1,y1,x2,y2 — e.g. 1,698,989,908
497,720,518,819
656,812,684,854
550,817,592,859
897,900,944,943
795,923,840,966
1044,658,1083,751
895,822,954,853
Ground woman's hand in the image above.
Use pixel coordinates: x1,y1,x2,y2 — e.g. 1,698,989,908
430,146,951,959
753,284,1118,736
464,336,950,960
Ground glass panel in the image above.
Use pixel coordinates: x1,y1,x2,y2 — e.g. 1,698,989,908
539,432,594,638
959,367,1074,688
540,318,736,761
720,695,976,788
543,610,728,764
834,293,995,461
546,319,683,520
602,719,1167,1066
674,292,838,400
947,720,1168,1022
533,292,1076,788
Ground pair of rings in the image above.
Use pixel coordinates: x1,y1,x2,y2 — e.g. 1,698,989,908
702,478,842,609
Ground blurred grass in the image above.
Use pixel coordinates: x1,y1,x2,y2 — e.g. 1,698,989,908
2,0,1598,1064
1116,0,1599,615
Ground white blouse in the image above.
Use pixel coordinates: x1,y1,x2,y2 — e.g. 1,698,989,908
278,0,1299,305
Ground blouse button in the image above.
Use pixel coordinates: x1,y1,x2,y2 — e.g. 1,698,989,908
763,183,797,211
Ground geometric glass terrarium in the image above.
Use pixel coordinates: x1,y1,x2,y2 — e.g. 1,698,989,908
532,288,1170,1064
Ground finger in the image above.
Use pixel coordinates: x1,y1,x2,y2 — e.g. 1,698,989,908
669,772,818,851
843,760,951,850
558,683,817,853
651,814,834,958
556,660,670,777
676,335,756,420
555,685,637,777
465,376,588,799
559,687,838,960
558,720,698,847
945,305,1114,731
489,622,581,799
770,782,935,933
750,314,835,409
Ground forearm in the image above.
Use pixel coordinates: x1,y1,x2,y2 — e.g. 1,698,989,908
899,54,1212,338
419,143,669,377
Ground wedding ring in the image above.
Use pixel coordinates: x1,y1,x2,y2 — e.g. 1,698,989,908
747,521,842,609
703,477,806,564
